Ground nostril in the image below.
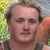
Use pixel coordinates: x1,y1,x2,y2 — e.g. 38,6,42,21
23,28,29,31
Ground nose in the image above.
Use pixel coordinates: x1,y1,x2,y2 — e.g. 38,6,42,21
23,21,29,31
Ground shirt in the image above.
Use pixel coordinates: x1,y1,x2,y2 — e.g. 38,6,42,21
3,40,43,50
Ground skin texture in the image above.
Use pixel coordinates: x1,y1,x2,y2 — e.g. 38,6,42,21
37,17,50,45
8,5,40,50
9,5,39,43
8,5,50,50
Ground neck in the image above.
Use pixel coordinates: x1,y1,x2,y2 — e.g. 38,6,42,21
9,38,37,50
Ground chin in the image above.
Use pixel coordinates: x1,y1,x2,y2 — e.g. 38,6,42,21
17,37,34,43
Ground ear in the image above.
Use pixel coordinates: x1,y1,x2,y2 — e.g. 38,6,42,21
43,45,50,50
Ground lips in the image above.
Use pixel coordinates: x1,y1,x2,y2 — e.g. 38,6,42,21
21,32,31,35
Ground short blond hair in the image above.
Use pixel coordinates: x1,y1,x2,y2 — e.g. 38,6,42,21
5,0,42,22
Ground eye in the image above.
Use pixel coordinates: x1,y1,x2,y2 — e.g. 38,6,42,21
28,19,37,24
15,18,24,23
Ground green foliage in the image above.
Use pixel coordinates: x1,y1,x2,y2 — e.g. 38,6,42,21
0,0,9,13
0,0,10,41
48,39,50,46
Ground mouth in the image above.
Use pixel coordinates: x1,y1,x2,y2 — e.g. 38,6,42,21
21,32,31,35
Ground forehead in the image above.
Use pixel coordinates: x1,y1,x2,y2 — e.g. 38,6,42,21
11,5,39,19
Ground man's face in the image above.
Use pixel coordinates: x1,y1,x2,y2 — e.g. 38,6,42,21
8,5,39,42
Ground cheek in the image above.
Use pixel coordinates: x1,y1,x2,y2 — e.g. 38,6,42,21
9,23,22,33
30,24,39,31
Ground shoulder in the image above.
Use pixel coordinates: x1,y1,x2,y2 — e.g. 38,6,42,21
42,45,50,50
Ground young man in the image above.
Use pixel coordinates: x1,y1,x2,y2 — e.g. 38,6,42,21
1,0,50,50
37,17,50,45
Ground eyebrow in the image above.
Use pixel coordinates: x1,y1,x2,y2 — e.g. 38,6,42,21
16,18,37,21
16,18,24,20
28,19,37,21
